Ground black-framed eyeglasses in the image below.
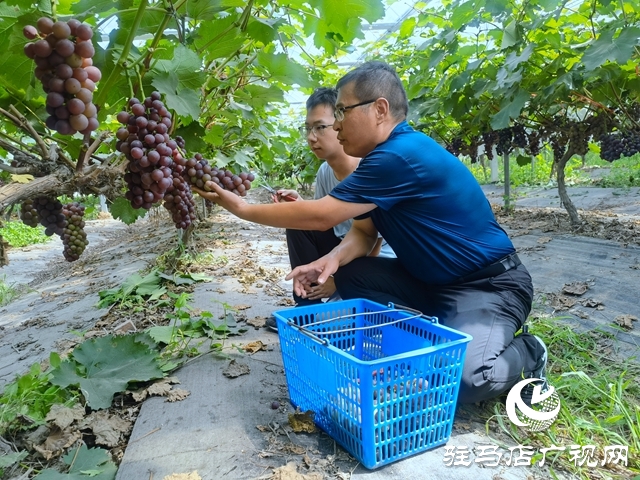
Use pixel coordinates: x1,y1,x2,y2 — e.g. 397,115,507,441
334,99,376,121
299,124,333,137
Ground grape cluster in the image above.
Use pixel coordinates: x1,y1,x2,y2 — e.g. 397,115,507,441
116,93,181,210
599,131,640,162
33,196,66,236
512,124,527,149
61,202,88,261
481,131,498,159
177,153,255,197
495,128,514,156
19,198,40,228
23,17,100,135
162,172,197,230
446,137,463,156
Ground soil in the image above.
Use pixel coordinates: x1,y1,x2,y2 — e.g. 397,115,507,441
0,186,639,480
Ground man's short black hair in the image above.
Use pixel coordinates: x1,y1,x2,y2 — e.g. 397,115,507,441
306,87,338,112
336,61,408,120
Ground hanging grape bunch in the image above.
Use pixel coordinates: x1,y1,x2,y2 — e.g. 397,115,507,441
61,202,88,262
33,196,66,237
116,93,181,210
19,198,40,228
599,129,640,162
176,153,255,197
23,17,100,135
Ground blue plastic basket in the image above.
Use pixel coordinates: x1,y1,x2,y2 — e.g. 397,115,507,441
273,299,472,470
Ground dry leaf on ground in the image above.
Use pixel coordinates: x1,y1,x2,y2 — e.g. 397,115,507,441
223,360,250,378
537,236,552,244
163,472,202,480
34,427,81,460
45,404,85,430
234,304,252,310
270,462,323,480
549,294,577,310
167,388,190,402
244,340,267,353
79,411,131,447
581,298,603,308
614,314,638,330
562,281,589,296
247,316,267,329
288,411,316,433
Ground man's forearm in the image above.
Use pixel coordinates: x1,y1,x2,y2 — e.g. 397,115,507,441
330,227,378,267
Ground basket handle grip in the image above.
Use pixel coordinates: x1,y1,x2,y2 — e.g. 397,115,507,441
289,320,329,345
389,302,439,324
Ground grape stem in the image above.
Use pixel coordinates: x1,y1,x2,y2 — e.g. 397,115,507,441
0,106,49,160
94,0,149,107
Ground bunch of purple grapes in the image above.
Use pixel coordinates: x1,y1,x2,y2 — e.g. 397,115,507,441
33,196,67,237
176,153,255,197
19,198,40,228
23,17,100,135
61,202,88,262
162,170,197,230
116,93,182,210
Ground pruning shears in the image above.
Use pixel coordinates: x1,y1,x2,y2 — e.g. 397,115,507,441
261,182,297,202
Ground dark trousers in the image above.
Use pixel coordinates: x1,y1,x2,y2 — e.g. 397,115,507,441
333,257,541,403
285,228,342,305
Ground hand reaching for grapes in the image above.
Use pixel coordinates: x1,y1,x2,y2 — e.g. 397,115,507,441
285,255,340,299
192,183,245,214
273,189,300,203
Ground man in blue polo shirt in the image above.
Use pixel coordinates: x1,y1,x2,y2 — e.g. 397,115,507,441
192,61,548,404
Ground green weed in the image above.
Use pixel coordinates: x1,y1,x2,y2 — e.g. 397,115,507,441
0,357,77,437
475,315,640,479
0,275,20,307
0,221,49,248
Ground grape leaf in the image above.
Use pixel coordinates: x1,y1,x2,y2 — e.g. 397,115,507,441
581,27,640,71
164,87,201,121
0,451,27,468
256,52,314,87
109,197,147,225
70,0,131,15
194,15,244,60
34,444,116,480
152,45,207,91
50,335,163,410
490,89,530,129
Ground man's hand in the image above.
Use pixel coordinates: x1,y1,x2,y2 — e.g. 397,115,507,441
306,275,337,300
286,255,340,299
192,183,245,215
273,189,300,203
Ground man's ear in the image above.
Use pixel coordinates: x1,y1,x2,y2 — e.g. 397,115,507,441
374,97,390,120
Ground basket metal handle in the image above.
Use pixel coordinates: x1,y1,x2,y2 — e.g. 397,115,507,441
287,302,438,345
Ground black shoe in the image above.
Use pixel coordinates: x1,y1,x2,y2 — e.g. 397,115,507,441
521,335,549,406
265,315,278,332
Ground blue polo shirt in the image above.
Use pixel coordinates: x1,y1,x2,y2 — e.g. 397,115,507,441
330,121,515,285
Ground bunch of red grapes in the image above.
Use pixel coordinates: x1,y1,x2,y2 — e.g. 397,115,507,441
19,197,89,262
177,153,255,197
116,93,181,209
61,202,88,262
23,17,100,135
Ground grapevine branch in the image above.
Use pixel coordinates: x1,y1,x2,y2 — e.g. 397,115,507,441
0,163,32,175
81,131,111,170
7,105,49,159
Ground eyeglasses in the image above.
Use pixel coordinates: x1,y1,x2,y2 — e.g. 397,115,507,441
299,124,333,137
334,99,376,122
